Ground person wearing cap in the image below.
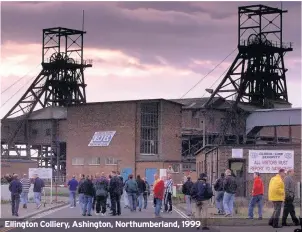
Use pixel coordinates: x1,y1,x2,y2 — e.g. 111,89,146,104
20,174,31,209
281,169,299,226
190,173,213,230
182,176,194,216
248,172,264,219
268,168,286,228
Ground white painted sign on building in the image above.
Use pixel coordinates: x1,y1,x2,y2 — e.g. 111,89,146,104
88,131,116,147
248,150,294,173
29,168,52,179
232,149,243,158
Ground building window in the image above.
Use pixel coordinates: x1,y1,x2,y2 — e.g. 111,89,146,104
88,157,101,165
182,164,192,170
168,164,180,173
32,129,38,135
46,129,51,136
72,158,84,166
140,102,159,155
105,157,118,165
172,164,180,173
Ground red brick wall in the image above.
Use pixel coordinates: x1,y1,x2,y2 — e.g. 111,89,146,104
66,100,182,177
161,100,182,161
66,101,137,177
1,160,38,177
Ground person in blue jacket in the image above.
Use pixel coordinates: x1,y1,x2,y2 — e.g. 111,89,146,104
68,175,79,208
9,174,22,217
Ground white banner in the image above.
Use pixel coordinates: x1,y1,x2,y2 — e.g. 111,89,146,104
29,168,52,179
248,150,294,173
88,131,116,147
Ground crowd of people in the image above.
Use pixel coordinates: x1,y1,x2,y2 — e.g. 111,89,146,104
6,168,301,230
182,168,300,229
66,171,174,217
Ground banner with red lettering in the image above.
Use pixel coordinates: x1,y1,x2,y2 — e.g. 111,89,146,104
248,150,294,173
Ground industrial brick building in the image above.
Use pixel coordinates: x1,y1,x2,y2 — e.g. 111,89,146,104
196,144,301,198
1,99,183,184
65,99,183,183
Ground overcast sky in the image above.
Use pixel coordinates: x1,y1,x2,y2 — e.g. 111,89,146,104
1,1,301,117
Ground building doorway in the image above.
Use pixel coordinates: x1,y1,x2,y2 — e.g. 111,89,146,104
229,159,246,197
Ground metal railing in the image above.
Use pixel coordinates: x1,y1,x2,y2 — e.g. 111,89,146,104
240,39,293,49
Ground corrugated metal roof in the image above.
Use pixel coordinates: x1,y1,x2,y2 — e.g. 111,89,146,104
169,97,222,109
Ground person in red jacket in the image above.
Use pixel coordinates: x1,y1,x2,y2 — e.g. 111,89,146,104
153,176,165,217
248,172,264,219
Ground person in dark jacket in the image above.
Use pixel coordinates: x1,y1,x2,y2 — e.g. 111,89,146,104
190,173,213,230
78,174,85,210
136,175,146,211
109,171,122,216
107,175,112,209
143,177,150,209
91,174,97,211
182,176,194,216
67,175,79,208
117,171,124,183
9,174,22,217
223,169,237,217
125,174,138,212
94,172,109,215
281,169,299,226
214,173,225,215
82,175,95,216
33,174,45,209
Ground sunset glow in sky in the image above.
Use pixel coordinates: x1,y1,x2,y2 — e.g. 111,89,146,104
1,1,301,118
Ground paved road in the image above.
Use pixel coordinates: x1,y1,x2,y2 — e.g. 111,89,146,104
2,200,301,232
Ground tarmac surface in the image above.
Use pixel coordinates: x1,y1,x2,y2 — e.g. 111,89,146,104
1,199,301,232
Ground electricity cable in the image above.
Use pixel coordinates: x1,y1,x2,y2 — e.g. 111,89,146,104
201,66,229,98
1,74,38,108
1,64,40,95
180,47,237,99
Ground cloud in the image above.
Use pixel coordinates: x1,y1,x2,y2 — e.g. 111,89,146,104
1,1,301,114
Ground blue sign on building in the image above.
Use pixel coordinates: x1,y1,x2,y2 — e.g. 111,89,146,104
88,131,116,147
